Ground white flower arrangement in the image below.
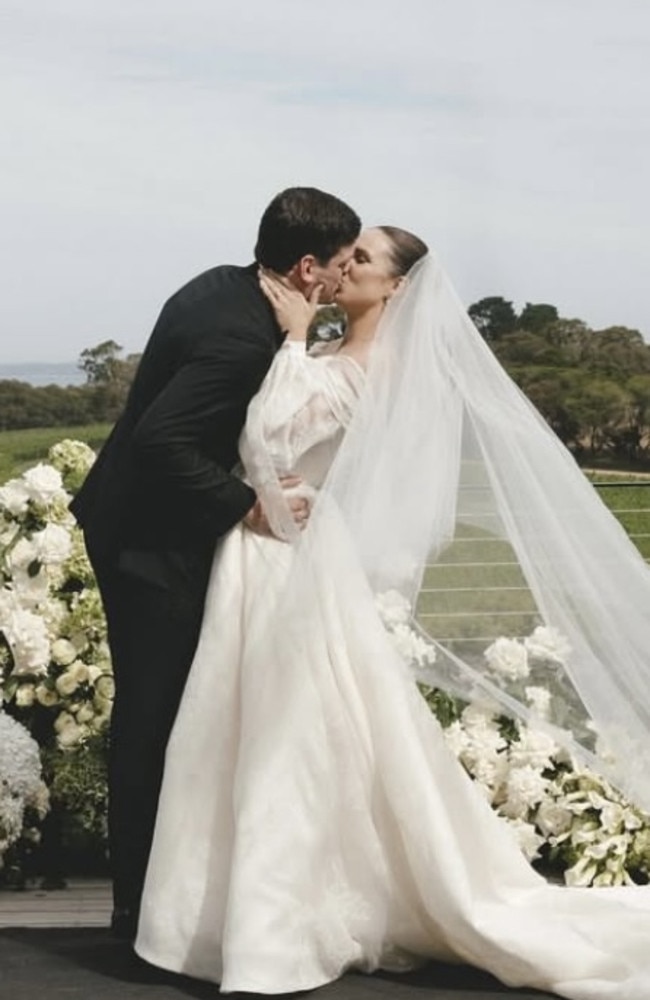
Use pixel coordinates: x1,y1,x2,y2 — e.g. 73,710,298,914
0,441,112,751
375,591,650,887
0,710,50,868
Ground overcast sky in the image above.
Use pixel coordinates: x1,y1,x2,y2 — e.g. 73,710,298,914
2,0,649,362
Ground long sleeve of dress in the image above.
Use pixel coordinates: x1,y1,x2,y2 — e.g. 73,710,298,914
239,341,366,540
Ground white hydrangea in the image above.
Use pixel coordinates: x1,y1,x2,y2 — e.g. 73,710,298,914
0,711,49,865
48,440,95,476
501,765,549,818
509,727,558,771
524,625,571,665
484,637,529,681
389,623,436,667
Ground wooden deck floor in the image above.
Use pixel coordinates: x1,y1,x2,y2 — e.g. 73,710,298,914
0,878,112,928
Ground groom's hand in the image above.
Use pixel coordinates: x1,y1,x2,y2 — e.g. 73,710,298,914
243,476,310,538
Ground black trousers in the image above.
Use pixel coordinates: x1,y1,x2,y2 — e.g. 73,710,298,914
88,545,207,917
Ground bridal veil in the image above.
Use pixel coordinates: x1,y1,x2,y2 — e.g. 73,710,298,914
243,254,650,813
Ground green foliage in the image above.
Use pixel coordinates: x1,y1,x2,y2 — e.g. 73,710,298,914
0,424,110,482
519,302,559,334
308,305,346,346
0,341,141,433
42,733,109,845
468,296,518,341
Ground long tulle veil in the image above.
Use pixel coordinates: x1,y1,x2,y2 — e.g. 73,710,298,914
244,253,650,812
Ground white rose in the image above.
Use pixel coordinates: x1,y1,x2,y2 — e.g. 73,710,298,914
55,670,80,697
22,464,65,504
93,694,112,714
535,798,573,837
51,639,78,666
95,675,115,700
32,523,73,565
484,637,529,681
74,703,96,724
53,710,75,733
11,569,49,610
35,684,59,707
0,479,30,516
8,537,39,570
2,608,51,673
15,684,36,708
524,625,571,665
56,720,87,748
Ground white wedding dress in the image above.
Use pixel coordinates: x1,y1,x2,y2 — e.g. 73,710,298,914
135,341,650,999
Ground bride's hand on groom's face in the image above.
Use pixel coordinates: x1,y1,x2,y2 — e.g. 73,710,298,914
259,269,323,341
243,476,311,539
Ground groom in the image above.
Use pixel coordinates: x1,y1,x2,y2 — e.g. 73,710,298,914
70,187,360,940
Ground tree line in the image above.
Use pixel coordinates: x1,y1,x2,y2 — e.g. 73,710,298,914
0,342,140,432
2,308,650,468
468,298,650,465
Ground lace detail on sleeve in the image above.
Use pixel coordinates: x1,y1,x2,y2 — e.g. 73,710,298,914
239,342,365,541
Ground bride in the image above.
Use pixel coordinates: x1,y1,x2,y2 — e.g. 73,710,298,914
135,226,650,998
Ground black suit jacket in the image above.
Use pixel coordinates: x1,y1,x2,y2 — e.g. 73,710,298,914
71,263,283,594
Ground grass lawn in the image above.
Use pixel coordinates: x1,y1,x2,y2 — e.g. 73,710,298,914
0,424,111,483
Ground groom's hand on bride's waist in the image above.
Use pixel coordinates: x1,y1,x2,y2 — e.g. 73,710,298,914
242,476,311,538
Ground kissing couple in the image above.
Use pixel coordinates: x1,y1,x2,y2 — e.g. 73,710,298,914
73,186,650,998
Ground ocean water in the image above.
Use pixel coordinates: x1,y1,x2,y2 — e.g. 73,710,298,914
0,363,85,387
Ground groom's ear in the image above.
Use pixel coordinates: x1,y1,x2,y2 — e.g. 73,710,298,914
292,254,317,290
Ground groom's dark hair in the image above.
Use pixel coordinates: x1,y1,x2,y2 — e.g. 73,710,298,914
255,187,361,272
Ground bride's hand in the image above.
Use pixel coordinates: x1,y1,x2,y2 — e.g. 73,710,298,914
258,269,323,341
